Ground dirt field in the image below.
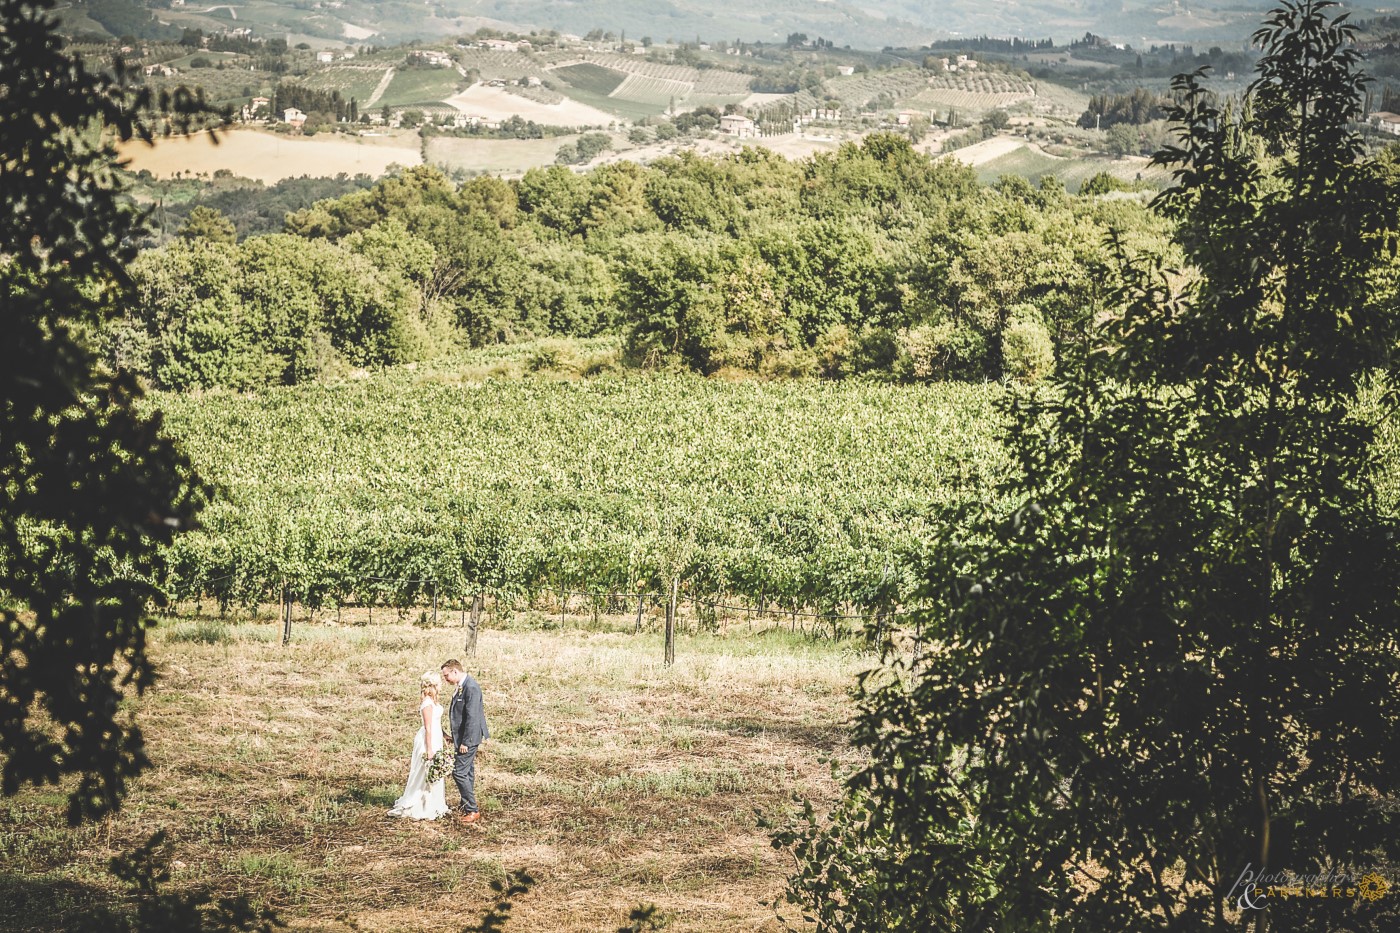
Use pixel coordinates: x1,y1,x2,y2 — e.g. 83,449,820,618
116,129,423,182
0,612,861,932
444,84,620,127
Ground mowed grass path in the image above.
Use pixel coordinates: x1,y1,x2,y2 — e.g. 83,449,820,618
0,617,863,932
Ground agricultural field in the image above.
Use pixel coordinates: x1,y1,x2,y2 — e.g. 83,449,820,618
552,62,628,97
442,84,619,127
547,55,752,119
0,617,859,931
142,356,1009,617
114,128,422,183
584,54,753,97
962,139,1173,191
374,67,466,109
1020,79,1094,124
425,135,580,174
611,73,692,108
300,65,394,107
454,50,549,82
141,67,277,110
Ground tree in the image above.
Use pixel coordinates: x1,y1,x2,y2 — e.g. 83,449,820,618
779,3,1400,929
177,205,237,244
1,0,217,822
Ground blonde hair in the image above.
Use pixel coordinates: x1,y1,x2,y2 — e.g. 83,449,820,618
420,671,439,700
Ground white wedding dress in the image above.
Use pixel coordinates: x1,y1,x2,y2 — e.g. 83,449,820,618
388,698,448,820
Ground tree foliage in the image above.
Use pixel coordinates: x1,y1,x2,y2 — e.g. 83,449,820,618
779,3,1400,929
109,135,1170,387
0,0,216,821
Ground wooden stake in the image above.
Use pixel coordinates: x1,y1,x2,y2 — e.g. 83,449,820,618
664,579,677,666
281,582,292,646
466,593,482,657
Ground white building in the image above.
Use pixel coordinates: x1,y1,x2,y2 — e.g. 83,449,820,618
1372,111,1400,135
719,114,758,138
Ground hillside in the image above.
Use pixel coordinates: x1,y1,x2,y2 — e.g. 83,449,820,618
60,0,1395,50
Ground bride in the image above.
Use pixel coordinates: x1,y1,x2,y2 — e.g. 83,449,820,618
387,672,449,820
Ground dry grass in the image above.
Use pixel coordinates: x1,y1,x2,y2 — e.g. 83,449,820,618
0,613,864,932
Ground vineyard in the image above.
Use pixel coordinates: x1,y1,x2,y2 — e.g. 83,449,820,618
299,65,390,107
581,53,753,96
610,73,692,108
374,67,466,108
907,77,1041,118
149,363,1010,625
544,53,753,118
453,49,549,82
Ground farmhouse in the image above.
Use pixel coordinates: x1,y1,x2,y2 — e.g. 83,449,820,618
240,96,271,122
408,49,452,67
719,114,757,138
283,107,307,128
1372,111,1400,135
316,51,335,64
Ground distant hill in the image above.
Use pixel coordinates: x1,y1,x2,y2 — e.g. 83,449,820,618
55,0,1397,53
445,0,1385,48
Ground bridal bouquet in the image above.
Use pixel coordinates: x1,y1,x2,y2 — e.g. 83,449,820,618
425,747,454,784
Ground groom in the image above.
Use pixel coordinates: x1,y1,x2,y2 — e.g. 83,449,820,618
441,659,489,825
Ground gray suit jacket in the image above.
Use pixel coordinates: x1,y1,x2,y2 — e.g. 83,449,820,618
449,674,489,749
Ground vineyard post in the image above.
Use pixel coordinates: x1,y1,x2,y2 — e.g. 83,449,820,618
466,593,481,657
559,588,566,628
432,581,438,627
281,581,292,646
664,579,677,666
635,593,644,633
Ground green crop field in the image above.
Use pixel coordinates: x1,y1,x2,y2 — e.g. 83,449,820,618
143,350,1010,616
973,144,1173,192
552,62,627,97
375,67,464,108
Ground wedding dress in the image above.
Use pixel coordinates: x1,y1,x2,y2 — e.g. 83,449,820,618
388,698,448,820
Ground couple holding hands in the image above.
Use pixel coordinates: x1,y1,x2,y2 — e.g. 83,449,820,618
387,659,489,824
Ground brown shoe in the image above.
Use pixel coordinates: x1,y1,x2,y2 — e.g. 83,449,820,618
457,811,481,825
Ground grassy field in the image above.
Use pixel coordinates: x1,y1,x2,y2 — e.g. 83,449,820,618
0,612,862,931
426,135,597,174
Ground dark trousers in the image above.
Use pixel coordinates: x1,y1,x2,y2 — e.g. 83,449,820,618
453,744,479,813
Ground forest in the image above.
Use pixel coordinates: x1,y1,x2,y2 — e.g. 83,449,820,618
106,135,1176,389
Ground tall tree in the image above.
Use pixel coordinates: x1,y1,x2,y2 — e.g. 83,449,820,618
1,0,217,821
780,3,1400,929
